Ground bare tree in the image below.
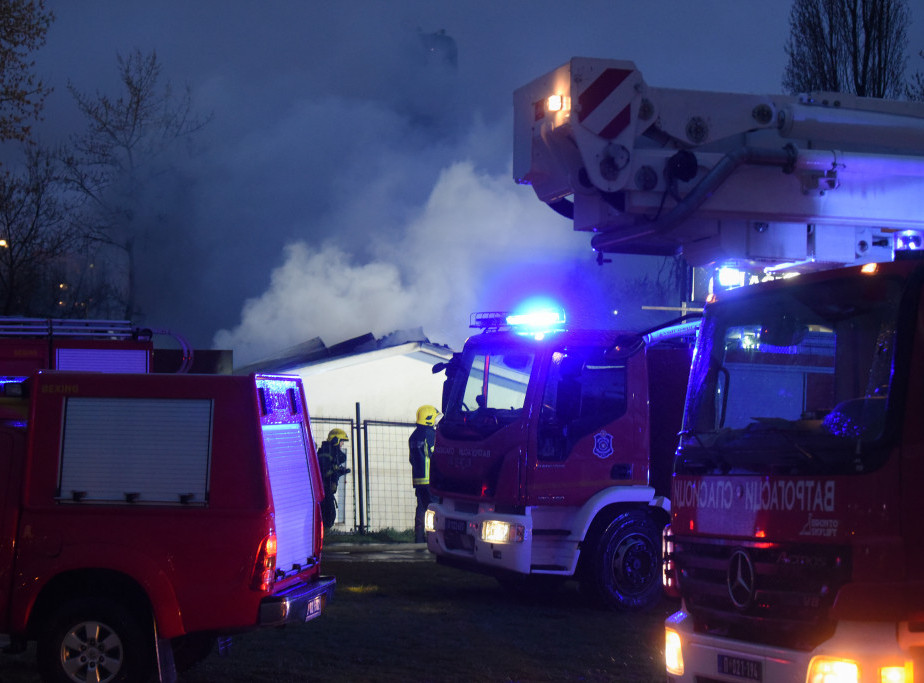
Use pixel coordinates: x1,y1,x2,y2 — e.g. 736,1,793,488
783,0,910,98
907,50,924,100
0,146,82,316
0,0,53,145
62,49,210,319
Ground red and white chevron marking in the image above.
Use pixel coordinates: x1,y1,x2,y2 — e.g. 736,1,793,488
576,67,635,140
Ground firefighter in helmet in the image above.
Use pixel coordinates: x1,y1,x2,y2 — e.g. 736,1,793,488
409,404,440,542
317,428,351,529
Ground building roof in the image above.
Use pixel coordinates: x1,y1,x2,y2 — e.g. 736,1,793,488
234,327,453,375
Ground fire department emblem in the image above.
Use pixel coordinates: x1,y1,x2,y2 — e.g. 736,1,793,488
592,430,614,459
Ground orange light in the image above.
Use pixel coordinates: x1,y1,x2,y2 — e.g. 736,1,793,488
252,532,278,592
861,263,879,275
755,529,766,538
546,94,570,112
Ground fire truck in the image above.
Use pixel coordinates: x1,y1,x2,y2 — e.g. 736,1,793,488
514,57,924,681
0,318,335,683
425,309,696,610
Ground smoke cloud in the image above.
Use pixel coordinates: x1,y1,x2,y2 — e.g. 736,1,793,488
31,1,825,366
214,160,588,365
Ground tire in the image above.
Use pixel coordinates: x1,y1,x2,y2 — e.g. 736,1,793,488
580,511,663,611
37,597,153,683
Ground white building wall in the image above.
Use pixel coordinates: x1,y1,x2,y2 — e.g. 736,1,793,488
294,343,448,423
292,342,453,533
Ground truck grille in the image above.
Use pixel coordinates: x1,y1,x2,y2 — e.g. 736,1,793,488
672,536,851,650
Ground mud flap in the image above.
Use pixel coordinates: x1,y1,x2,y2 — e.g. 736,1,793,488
152,616,177,683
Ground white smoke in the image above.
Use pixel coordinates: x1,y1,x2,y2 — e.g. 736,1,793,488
214,160,587,365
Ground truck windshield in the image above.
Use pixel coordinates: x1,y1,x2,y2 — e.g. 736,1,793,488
679,273,902,476
440,344,535,439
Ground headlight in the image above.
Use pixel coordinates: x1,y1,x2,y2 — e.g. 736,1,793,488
424,509,436,533
879,664,912,683
664,628,683,676
807,657,859,683
481,519,524,544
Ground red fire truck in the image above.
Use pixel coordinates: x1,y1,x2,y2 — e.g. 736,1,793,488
0,319,335,683
513,57,924,681
425,310,695,610
663,256,924,681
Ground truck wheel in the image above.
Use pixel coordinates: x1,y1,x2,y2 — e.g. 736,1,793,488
37,597,152,683
581,511,662,611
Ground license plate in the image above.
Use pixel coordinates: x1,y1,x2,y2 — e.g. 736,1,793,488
445,518,466,533
305,595,323,622
717,654,762,681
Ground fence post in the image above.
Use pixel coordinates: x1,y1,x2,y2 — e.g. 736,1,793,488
362,419,372,531
354,402,365,534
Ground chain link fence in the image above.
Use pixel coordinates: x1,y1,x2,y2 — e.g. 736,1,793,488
311,412,418,533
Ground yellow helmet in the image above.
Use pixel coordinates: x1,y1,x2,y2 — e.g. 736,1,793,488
416,404,441,426
327,428,349,445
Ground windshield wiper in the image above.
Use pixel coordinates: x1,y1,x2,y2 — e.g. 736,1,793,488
677,430,732,474
741,419,824,471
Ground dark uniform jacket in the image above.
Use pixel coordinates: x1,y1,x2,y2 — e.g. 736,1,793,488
408,425,435,486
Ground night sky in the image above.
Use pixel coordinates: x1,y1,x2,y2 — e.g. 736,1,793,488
32,1,924,364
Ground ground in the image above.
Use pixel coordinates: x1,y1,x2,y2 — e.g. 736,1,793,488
0,543,675,682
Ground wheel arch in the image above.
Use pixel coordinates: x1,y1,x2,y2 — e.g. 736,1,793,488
572,486,670,544
27,569,154,641
574,490,671,577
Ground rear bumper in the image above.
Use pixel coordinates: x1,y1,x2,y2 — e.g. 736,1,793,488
258,575,336,627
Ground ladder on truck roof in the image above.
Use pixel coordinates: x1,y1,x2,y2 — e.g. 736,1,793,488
0,318,151,340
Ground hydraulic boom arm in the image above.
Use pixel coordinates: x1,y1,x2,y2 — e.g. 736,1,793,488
514,58,924,270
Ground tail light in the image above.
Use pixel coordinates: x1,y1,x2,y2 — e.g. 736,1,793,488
251,532,278,592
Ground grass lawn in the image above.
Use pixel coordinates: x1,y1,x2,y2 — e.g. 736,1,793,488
184,557,674,682
1,552,676,682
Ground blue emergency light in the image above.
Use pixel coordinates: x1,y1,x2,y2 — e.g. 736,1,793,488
470,303,566,340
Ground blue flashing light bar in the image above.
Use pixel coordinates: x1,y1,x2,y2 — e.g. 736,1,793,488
506,309,565,328
470,307,567,339
470,311,509,329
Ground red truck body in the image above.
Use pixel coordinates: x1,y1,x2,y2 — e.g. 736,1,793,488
664,259,924,681
0,320,334,681
427,323,693,610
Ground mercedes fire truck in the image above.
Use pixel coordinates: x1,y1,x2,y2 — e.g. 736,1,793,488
514,58,924,681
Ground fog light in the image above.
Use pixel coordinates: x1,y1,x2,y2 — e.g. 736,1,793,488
424,509,436,533
481,520,524,544
807,657,859,683
880,663,912,683
665,628,683,676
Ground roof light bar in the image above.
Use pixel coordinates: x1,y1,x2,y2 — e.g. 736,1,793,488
506,309,565,328
469,308,567,337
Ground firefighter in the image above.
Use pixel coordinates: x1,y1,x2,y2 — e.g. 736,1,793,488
317,428,351,528
409,404,440,543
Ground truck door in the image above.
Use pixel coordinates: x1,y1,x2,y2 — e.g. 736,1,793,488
530,346,648,504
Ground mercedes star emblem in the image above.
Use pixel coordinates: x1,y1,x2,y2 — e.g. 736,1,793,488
727,549,756,608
